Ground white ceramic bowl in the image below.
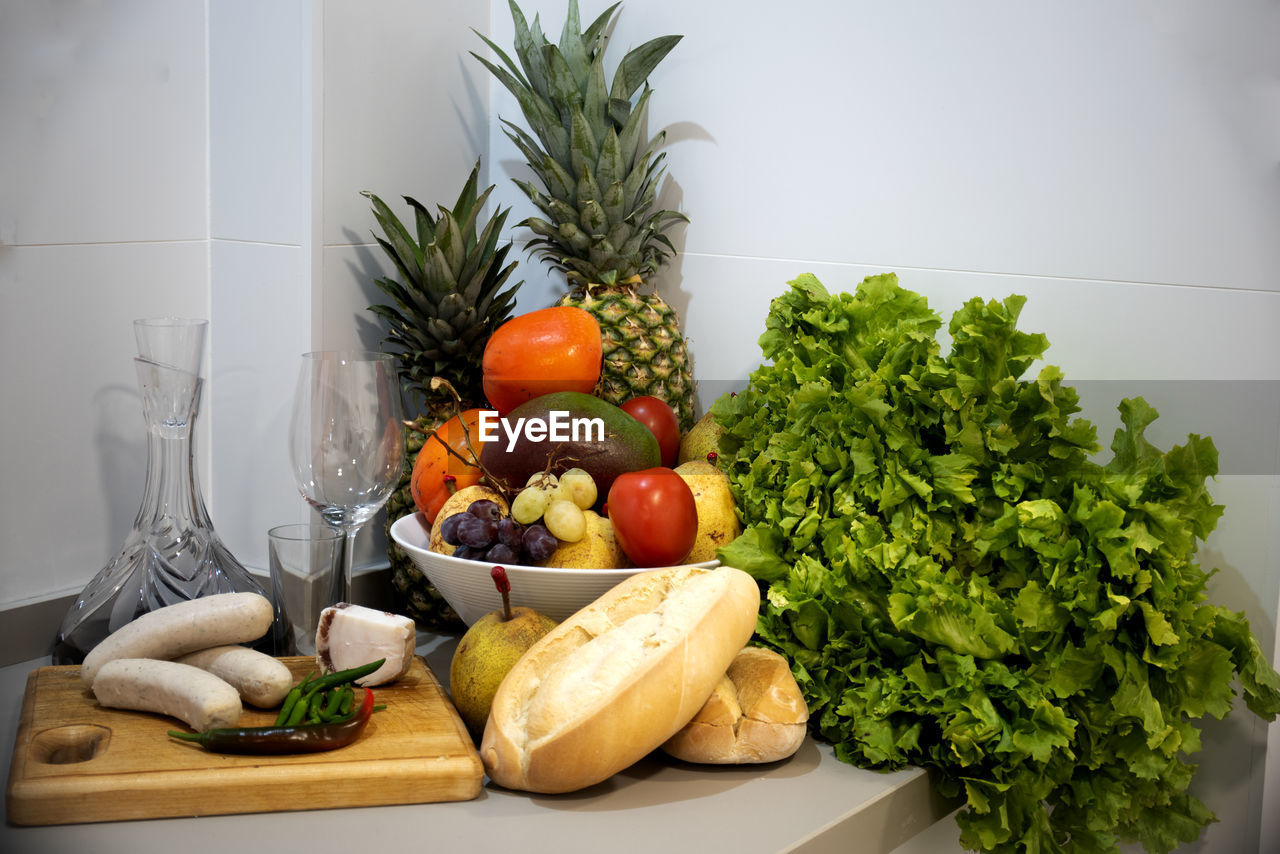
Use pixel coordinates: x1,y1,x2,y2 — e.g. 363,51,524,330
389,512,717,626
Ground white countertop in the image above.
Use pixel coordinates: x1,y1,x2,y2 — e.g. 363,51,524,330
2,634,957,854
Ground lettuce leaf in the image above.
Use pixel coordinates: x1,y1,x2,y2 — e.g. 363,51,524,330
715,273,1280,854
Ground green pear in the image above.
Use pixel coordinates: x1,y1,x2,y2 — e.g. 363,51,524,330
677,410,725,466
448,568,557,741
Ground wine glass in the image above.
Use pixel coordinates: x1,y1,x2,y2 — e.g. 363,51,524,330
289,351,404,603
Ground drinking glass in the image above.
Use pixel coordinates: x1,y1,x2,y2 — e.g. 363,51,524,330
288,351,404,603
267,523,344,656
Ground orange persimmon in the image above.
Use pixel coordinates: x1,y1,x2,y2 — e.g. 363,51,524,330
410,408,486,523
481,306,603,415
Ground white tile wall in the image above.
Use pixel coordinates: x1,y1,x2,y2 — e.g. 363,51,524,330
0,240,211,601
0,0,208,246
1,0,213,605
203,0,495,574
490,0,1280,295
208,0,309,246
208,240,310,572
673,255,1280,407
320,0,491,250
206,0,314,574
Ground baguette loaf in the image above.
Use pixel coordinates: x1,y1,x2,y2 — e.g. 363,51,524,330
661,646,808,764
480,565,760,793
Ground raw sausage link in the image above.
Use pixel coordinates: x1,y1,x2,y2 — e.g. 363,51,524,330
175,645,294,708
92,658,243,731
80,592,274,687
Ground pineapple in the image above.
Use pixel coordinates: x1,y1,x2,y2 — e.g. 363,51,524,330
363,159,521,630
474,0,697,430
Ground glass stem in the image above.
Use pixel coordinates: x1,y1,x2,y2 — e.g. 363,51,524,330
339,527,360,604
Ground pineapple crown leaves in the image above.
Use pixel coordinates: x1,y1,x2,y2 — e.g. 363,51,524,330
362,159,521,412
472,0,688,286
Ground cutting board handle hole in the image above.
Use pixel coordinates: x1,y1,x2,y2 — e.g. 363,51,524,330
31,724,111,764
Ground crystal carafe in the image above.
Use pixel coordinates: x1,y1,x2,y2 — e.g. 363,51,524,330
54,318,270,663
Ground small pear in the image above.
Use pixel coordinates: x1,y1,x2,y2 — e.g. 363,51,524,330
449,567,556,741
429,484,509,555
537,510,631,569
677,410,724,466
675,460,741,562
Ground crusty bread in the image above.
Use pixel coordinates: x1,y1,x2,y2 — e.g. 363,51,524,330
661,646,809,764
480,565,760,793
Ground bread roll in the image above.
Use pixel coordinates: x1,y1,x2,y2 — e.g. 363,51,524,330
661,646,809,764
480,565,760,793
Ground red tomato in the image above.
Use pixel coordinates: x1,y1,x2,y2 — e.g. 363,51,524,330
621,396,680,468
607,467,697,567
409,409,486,523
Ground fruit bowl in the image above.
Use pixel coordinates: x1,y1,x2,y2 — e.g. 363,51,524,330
389,512,717,626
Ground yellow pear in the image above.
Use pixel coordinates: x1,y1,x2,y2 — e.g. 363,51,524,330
675,460,741,563
449,567,556,741
537,510,631,569
429,484,509,555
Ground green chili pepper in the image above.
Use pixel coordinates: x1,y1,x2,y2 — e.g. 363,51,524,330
274,685,303,727
169,688,375,755
306,690,325,723
285,691,310,726
319,689,344,721
270,658,384,726
307,658,385,694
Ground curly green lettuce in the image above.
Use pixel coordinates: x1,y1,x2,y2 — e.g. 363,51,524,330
715,273,1280,854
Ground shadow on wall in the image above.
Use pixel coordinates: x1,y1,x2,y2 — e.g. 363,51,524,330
92,383,147,558
1200,552,1276,663
650,118,716,332
342,235,397,354
452,54,487,160
1070,380,1280,477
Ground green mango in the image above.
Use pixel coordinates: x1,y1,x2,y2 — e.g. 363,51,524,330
478,391,660,503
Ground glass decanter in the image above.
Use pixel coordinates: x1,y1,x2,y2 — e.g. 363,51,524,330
54,318,272,663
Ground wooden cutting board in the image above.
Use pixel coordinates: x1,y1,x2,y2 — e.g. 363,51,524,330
6,655,483,826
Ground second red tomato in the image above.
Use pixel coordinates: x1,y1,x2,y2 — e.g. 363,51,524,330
620,396,680,468
607,467,697,568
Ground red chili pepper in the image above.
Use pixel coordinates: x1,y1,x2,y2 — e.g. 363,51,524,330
169,688,375,755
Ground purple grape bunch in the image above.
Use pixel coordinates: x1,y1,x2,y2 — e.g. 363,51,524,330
442,498,558,564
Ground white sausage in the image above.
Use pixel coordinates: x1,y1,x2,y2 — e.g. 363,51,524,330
92,659,242,731
80,592,274,687
175,645,294,708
